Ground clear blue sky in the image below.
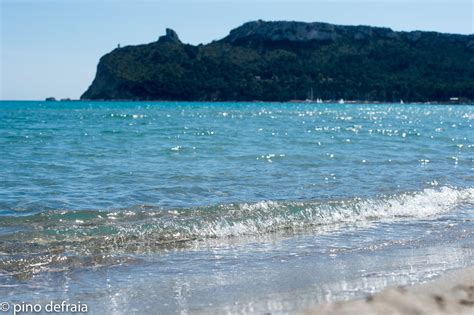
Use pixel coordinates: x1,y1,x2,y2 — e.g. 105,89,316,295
1,0,473,100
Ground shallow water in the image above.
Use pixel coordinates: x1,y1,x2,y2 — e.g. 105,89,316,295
0,101,473,313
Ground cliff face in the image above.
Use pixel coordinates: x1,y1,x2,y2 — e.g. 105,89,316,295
221,20,397,44
81,21,474,102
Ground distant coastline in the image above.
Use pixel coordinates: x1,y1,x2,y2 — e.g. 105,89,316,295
81,20,473,103
39,99,474,105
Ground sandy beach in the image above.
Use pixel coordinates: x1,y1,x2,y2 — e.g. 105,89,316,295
306,267,474,315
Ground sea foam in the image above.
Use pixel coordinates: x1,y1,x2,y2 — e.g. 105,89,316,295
1,186,472,246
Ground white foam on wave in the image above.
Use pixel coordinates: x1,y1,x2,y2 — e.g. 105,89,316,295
133,186,474,241
5,186,472,249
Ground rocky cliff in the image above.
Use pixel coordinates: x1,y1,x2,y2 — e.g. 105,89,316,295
81,20,474,102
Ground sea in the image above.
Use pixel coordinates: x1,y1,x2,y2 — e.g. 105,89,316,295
0,101,473,314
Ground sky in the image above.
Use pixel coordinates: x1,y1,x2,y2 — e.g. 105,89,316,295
1,0,473,100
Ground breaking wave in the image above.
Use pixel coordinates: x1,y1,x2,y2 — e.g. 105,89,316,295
0,186,472,276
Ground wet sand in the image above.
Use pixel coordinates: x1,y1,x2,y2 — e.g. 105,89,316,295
306,267,474,315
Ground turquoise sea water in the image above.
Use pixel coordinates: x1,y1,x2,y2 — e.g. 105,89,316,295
0,101,473,313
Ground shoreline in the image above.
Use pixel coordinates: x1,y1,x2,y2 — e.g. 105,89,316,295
1,99,473,105
305,267,474,315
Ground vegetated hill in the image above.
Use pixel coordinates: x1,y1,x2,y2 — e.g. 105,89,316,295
81,20,474,102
